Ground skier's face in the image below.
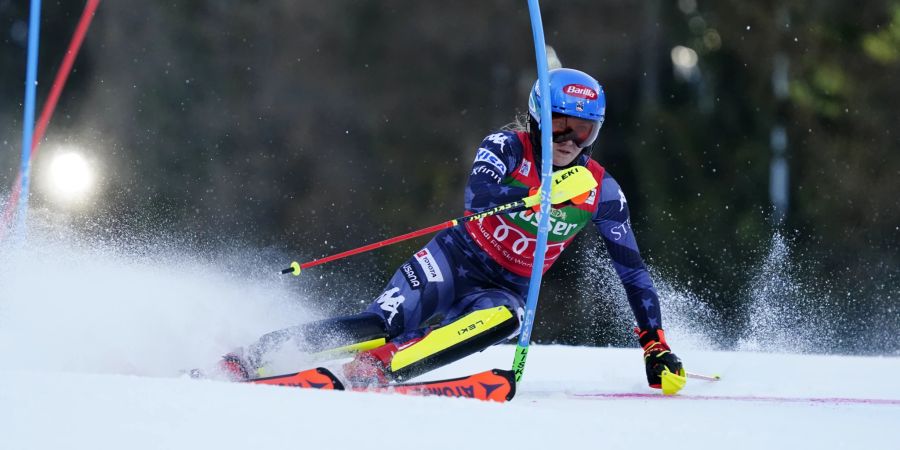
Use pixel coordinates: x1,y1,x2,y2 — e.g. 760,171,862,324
551,115,594,166
552,140,581,166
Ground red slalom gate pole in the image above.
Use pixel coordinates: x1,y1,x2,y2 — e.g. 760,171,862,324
1,0,101,237
281,199,527,276
33,0,101,157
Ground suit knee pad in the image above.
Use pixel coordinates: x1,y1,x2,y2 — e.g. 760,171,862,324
386,306,518,381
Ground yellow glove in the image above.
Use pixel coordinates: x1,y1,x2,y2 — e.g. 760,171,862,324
637,328,687,395
522,166,598,209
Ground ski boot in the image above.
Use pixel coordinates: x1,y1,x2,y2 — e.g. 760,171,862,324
217,352,253,382
340,341,401,387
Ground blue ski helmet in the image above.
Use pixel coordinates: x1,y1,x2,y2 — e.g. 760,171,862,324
527,68,606,149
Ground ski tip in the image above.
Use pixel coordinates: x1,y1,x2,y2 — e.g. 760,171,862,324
492,369,517,402
381,369,517,402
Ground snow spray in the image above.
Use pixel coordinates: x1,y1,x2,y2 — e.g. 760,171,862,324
0,210,317,376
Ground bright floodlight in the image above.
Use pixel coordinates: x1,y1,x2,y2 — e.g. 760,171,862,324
47,151,94,204
671,45,700,81
671,45,698,69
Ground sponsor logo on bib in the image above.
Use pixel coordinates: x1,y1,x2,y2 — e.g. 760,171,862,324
401,263,422,289
415,249,444,282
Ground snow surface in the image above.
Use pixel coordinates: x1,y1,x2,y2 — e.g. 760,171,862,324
2,347,899,450
1,228,899,449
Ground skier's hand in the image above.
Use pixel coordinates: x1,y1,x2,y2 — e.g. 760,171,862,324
636,328,686,395
522,166,598,211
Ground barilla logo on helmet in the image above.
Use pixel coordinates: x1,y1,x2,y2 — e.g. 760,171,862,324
563,84,598,100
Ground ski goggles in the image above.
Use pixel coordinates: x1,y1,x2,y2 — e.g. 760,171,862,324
551,114,596,148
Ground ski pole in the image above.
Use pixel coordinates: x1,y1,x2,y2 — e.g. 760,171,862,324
281,199,527,275
686,371,721,382
281,166,598,275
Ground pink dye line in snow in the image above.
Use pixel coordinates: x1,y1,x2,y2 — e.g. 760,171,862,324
570,392,900,406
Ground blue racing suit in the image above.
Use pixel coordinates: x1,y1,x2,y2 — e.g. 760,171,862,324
365,130,662,343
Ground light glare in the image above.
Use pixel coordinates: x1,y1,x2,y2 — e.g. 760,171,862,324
48,152,94,203
671,45,699,69
671,45,700,82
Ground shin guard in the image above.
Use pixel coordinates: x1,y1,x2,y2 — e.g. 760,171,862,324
385,306,518,382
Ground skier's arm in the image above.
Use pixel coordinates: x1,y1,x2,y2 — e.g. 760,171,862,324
591,174,662,330
464,132,530,212
593,174,684,392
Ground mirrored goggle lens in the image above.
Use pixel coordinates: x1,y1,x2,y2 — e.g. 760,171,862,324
551,115,594,146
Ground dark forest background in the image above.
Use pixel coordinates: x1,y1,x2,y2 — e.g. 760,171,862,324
1,1,897,354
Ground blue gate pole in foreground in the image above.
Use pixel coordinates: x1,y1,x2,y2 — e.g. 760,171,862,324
17,0,43,236
512,0,553,382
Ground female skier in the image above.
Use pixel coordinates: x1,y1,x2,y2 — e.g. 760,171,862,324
219,68,684,392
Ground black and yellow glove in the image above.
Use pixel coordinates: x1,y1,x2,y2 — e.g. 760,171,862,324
636,328,686,395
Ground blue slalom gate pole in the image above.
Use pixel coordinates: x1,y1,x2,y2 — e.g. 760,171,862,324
512,0,553,382
17,0,43,235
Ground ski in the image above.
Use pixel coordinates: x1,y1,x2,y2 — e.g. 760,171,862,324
361,369,516,402
248,367,516,402
250,367,345,390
